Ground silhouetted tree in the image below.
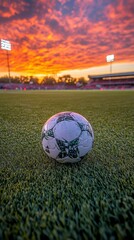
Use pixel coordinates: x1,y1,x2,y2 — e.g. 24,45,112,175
12,76,20,83
29,76,39,84
57,76,65,84
57,75,76,85
76,77,87,87
41,76,56,85
0,76,10,83
0,76,21,83
20,76,29,84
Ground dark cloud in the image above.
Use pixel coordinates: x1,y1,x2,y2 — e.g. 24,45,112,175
0,0,48,23
45,40,63,49
55,1,62,11
61,0,75,15
72,38,89,46
45,18,69,37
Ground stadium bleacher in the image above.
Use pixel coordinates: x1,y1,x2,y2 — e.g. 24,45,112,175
87,72,134,90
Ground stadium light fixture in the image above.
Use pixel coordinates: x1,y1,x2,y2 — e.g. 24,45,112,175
106,54,114,63
106,54,115,75
1,39,11,51
1,39,11,84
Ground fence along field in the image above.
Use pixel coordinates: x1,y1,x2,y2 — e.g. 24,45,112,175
0,90,134,239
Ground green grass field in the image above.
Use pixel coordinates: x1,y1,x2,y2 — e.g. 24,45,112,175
0,90,134,240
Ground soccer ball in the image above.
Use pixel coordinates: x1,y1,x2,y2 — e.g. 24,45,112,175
41,111,94,163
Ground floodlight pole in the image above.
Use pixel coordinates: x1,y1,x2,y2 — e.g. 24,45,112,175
106,54,115,86
6,50,11,84
110,62,112,83
110,61,112,75
1,39,11,84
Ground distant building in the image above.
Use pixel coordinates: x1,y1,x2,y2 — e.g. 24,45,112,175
87,72,134,89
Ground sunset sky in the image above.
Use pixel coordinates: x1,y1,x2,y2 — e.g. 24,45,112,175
0,0,134,79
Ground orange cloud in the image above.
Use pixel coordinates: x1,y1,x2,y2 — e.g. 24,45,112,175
0,0,133,77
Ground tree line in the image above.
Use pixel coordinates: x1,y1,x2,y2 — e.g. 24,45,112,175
0,75,87,86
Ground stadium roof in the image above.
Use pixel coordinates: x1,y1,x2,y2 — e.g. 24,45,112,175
88,72,134,79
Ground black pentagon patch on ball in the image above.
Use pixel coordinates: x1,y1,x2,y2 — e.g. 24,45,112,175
77,122,93,138
56,137,79,159
42,128,54,140
45,146,50,153
57,112,74,123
